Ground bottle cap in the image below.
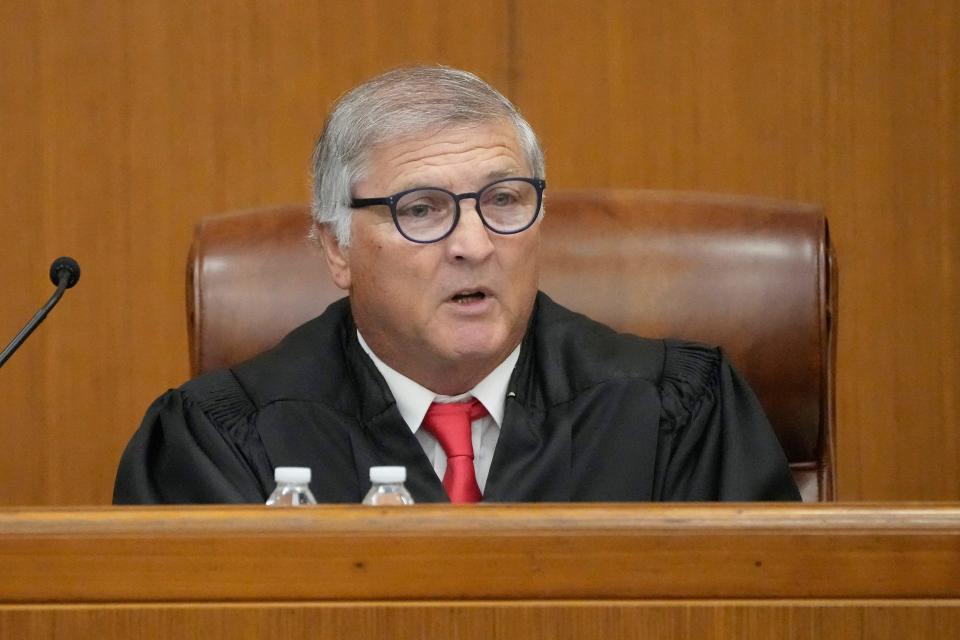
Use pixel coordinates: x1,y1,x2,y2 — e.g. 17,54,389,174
369,466,406,483
274,466,311,484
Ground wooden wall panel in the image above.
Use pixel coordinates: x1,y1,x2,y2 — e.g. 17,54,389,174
0,2,47,502
513,0,960,500
0,0,957,503
0,0,509,505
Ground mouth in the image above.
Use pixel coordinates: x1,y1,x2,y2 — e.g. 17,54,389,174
450,289,490,304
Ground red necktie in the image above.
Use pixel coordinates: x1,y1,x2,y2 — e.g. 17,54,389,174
422,399,488,503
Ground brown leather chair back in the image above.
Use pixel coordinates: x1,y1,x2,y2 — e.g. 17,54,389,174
188,190,837,501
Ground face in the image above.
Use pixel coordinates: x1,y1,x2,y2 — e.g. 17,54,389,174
319,119,541,394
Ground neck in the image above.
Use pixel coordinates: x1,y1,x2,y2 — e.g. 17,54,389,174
388,353,498,396
356,333,517,397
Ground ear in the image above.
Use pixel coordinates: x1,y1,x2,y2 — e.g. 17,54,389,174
318,224,352,291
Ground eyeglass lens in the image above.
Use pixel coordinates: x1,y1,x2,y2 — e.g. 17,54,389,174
395,179,539,241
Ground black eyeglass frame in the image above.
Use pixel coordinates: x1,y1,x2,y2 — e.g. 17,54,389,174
350,177,546,244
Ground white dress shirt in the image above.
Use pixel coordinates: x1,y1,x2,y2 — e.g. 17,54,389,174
357,331,520,494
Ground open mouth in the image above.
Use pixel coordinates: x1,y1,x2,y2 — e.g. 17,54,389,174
451,291,487,304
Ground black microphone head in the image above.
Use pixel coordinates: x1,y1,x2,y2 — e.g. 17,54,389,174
49,256,81,289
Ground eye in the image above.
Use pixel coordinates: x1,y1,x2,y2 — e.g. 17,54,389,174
484,188,521,208
399,203,435,219
396,191,449,219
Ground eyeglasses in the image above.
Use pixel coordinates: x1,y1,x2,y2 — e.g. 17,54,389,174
350,177,546,244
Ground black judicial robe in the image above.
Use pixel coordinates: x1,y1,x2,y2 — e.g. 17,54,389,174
113,293,801,504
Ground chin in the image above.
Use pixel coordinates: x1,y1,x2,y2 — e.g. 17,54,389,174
441,325,513,363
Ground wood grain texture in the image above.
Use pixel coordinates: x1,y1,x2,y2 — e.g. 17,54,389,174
512,0,960,500
2,602,960,640
1,504,959,602
0,1,958,504
0,0,509,505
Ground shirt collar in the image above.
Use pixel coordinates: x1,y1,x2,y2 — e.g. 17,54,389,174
357,330,520,433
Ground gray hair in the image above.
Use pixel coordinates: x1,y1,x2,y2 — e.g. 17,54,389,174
310,65,545,246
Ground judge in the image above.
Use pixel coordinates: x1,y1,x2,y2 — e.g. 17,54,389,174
114,66,800,504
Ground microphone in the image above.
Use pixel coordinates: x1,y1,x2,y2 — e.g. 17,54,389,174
0,257,81,369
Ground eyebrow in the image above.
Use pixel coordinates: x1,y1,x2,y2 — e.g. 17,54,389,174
484,168,520,181
395,168,524,194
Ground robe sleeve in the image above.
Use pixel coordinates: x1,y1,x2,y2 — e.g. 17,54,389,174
654,341,801,501
112,369,273,504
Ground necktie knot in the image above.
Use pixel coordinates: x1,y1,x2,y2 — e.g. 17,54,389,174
423,399,488,456
422,398,488,503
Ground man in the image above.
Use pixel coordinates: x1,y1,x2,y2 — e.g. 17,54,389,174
114,66,800,504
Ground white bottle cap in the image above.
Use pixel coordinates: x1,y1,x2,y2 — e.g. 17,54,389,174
369,466,406,483
274,466,311,484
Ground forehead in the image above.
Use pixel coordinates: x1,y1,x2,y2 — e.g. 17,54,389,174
358,119,528,193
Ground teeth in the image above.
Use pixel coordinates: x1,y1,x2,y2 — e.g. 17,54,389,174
453,291,485,302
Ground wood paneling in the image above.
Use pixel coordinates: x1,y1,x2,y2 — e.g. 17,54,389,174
0,0,509,505
2,505,959,601
1,505,959,638
2,602,960,640
513,0,960,500
1,1,957,503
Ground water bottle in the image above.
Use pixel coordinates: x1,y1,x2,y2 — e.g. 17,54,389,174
266,466,317,506
362,466,415,505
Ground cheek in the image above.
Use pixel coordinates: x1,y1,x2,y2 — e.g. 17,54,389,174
354,242,422,300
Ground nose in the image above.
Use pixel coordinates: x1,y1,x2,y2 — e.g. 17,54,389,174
445,198,495,262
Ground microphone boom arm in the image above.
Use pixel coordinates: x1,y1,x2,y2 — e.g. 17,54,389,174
0,258,80,369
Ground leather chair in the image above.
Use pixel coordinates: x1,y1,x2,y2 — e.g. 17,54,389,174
187,190,837,501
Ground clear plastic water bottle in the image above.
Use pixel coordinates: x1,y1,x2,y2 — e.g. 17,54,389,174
266,467,317,506
362,466,414,505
